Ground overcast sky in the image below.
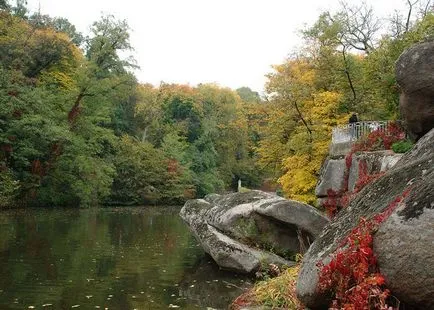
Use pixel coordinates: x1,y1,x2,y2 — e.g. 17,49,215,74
26,0,406,93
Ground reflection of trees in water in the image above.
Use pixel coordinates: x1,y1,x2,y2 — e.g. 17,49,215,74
0,208,206,309
0,208,254,309
178,255,253,309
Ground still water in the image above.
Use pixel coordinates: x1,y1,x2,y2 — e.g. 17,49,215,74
0,207,252,310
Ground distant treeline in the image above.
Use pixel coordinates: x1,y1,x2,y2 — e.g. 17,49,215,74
0,0,432,207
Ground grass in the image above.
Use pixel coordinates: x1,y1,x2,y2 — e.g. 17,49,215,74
230,264,303,310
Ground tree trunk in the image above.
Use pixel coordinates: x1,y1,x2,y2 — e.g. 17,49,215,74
141,126,149,142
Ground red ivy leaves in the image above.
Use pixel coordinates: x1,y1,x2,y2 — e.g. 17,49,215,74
354,160,385,194
317,217,390,309
319,122,410,308
373,188,411,224
323,189,341,218
323,122,406,219
351,122,406,153
318,189,411,310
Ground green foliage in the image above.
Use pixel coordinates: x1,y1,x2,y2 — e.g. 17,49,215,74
257,6,434,205
0,168,19,207
28,14,84,46
392,140,413,153
0,11,136,207
1,7,265,207
3,3,428,209
111,136,166,204
236,87,260,103
132,82,264,198
0,0,9,10
86,15,136,74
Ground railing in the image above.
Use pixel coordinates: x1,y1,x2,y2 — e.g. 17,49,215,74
332,121,394,144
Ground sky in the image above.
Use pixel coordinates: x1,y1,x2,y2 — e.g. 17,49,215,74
26,0,407,93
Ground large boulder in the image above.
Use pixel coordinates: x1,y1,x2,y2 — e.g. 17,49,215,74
396,40,434,139
296,129,434,309
316,151,403,208
180,190,329,273
347,150,403,192
315,159,346,197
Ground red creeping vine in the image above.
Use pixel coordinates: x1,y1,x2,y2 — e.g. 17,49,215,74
317,189,411,310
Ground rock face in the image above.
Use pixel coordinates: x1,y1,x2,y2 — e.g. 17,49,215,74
180,190,329,273
316,150,403,208
315,159,346,197
396,40,434,139
296,129,434,309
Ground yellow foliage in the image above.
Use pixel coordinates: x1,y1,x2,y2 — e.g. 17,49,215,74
278,155,318,205
263,57,348,205
0,11,82,89
40,71,76,89
255,104,296,175
245,264,302,309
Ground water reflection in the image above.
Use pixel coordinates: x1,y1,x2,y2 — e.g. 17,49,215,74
0,207,251,309
179,257,252,309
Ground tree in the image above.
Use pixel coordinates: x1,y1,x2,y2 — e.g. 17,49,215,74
262,56,347,204
134,84,165,143
0,168,19,208
236,86,261,103
11,0,27,18
0,11,140,207
28,14,84,46
0,0,10,10
110,136,166,204
389,0,433,37
86,15,136,75
338,1,381,54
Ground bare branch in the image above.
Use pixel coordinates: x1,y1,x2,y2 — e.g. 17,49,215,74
406,0,420,32
339,1,381,53
389,10,406,38
293,100,313,144
341,48,357,102
418,0,433,18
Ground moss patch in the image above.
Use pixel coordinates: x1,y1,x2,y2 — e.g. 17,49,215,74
233,213,311,260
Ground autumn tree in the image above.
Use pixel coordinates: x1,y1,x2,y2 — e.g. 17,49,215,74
258,0,433,205
28,14,84,46
236,86,261,103
260,57,346,204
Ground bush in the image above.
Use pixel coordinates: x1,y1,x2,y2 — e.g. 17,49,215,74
0,169,19,208
391,140,413,153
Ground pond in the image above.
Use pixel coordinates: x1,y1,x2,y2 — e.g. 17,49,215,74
0,207,252,310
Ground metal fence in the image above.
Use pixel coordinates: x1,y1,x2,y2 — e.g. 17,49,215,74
332,121,394,144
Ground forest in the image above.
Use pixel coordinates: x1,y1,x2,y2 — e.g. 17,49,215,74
1,0,433,208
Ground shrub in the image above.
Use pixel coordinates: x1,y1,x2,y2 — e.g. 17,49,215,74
0,168,20,208
391,140,413,153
